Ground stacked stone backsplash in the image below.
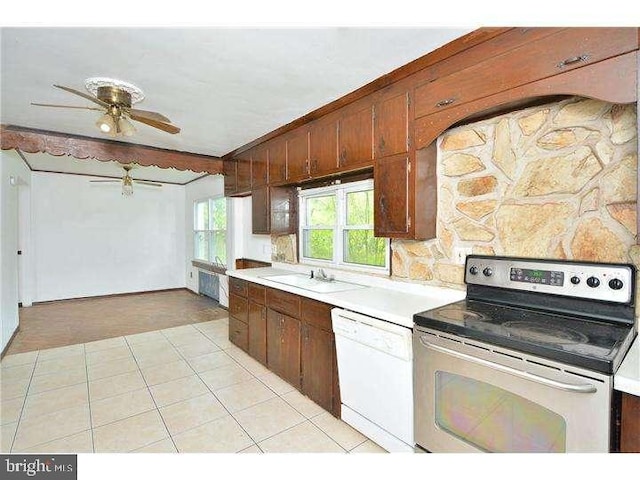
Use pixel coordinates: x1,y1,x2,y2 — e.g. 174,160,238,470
392,97,638,290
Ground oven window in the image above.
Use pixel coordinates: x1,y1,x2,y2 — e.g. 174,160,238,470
435,371,566,452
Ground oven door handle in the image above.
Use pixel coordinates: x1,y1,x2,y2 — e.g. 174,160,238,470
420,337,598,394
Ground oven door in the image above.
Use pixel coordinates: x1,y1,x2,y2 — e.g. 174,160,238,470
413,328,611,453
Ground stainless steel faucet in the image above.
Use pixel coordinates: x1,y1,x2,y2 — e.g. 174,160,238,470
315,268,335,282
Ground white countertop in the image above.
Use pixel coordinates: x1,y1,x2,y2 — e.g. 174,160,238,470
226,266,465,329
615,336,640,396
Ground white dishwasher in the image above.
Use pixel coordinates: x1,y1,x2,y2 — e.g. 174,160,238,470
331,308,414,452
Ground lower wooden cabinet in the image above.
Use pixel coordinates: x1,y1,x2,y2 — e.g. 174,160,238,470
229,279,341,417
248,302,267,365
620,392,640,452
228,315,248,352
266,309,301,389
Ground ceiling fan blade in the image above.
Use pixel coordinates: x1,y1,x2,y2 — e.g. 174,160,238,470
134,180,163,187
53,84,110,108
129,113,181,134
127,108,171,123
31,102,104,111
89,180,121,183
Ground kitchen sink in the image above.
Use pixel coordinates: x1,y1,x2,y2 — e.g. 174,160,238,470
259,273,368,294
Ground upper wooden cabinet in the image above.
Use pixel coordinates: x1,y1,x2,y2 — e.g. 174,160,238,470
251,185,297,235
235,150,252,195
374,144,437,240
251,144,269,188
286,128,310,182
309,118,339,177
373,90,410,158
223,159,237,196
268,137,287,185
337,104,374,170
413,28,638,119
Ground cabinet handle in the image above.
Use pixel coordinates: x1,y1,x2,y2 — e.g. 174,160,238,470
378,136,386,153
379,195,387,215
557,54,588,69
435,98,455,108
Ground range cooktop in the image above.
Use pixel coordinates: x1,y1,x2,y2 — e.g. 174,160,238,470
414,255,637,374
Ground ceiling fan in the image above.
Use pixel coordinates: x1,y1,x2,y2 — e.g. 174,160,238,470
90,164,162,196
31,77,180,137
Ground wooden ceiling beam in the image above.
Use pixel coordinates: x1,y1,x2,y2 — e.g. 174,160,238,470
0,124,223,174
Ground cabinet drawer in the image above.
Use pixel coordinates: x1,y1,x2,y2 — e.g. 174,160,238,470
414,27,638,119
229,277,248,297
248,283,266,305
266,288,301,318
229,315,248,352
300,298,333,332
229,293,248,322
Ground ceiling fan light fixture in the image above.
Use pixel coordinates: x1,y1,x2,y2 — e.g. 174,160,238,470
96,113,115,133
119,116,136,137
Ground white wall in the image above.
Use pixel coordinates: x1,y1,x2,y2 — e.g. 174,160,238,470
31,171,186,302
0,150,31,352
239,196,272,261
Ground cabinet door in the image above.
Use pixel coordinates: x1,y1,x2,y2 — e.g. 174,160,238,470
621,393,640,452
223,159,237,196
374,91,409,158
309,119,338,177
338,104,374,169
229,293,248,322
268,137,287,184
235,151,252,194
266,309,283,376
251,185,270,234
271,186,298,235
229,316,248,352
251,145,268,188
248,302,267,365
374,154,411,237
281,314,301,389
301,322,335,413
286,129,310,182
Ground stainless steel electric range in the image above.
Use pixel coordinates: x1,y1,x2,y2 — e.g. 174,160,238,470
413,255,637,453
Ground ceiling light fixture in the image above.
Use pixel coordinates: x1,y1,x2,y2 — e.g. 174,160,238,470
122,170,134,197
119,116,136,137
95,112,115,133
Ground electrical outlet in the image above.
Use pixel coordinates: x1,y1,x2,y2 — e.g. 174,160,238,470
453,247,473,265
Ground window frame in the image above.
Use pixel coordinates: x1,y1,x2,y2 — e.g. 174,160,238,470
193,195,227,265
298,179,389,274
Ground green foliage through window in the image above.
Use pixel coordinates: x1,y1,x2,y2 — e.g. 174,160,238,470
194,197,227,264
300,180,388,271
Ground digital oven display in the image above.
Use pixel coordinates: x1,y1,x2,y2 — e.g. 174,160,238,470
510,268,564,286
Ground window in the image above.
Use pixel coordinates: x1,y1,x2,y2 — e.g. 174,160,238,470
194,197,227,264
299,179,389,272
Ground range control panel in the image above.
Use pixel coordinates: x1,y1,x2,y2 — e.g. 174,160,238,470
465,255,635,304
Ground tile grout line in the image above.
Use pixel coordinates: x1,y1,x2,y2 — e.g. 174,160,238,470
82,343,96,453
9,350,40,453
123,333,179,453
162,324,264,452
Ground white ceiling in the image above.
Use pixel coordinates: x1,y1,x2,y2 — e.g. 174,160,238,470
1,27,473,180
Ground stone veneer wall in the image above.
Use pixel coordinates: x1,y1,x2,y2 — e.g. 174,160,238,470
392,97,638,289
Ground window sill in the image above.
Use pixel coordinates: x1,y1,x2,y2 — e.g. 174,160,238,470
191,260,227,275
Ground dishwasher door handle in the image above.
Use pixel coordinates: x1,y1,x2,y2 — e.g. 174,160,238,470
419,337,598,394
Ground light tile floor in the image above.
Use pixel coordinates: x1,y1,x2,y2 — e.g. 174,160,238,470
0,317,386,454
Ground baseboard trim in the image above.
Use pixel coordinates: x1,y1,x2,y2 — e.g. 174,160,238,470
31,287,192,306
1,326,20,360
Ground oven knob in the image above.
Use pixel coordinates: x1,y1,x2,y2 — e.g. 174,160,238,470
570,276,580,285
483,267,493,277
586,276,600,288
609,278,624,290
469,266,479,275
